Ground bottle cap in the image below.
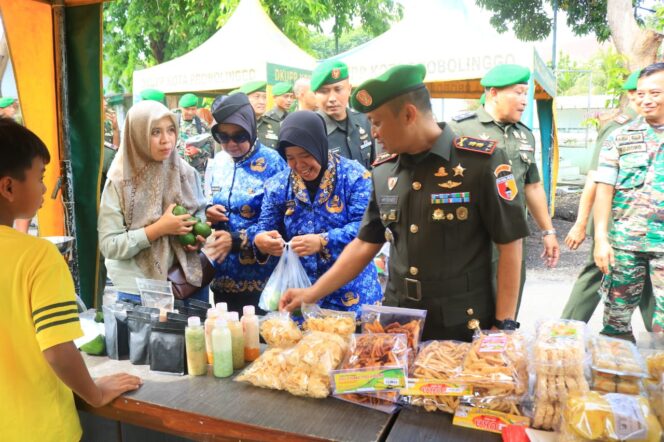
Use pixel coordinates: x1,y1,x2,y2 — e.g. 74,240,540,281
216,302,228,313
215,318,228,328
243,305,255,316
227,311,239,322
188,316,201,327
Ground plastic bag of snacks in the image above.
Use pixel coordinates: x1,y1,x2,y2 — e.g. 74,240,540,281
559,391,662,441
236,331,348,398
590,336,648,395
258,243,311,312
281,331,348,398
646,374,664,428
302,304,356,337
332,333,409,412
259,311,302,348
456,331,528,396
401,340,471,414
360,305,426,363
235,347,288,390
646,352,664,381
531,319,590,430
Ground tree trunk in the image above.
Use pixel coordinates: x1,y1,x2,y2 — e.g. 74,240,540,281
607,0,662,70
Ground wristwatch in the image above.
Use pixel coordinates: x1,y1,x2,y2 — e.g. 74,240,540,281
541,229,556,237
494,318,520,330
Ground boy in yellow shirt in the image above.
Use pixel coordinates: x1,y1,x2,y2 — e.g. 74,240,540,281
0,118,142,441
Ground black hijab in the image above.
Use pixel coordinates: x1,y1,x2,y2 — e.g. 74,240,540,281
278,111,329,200
210,93,257,148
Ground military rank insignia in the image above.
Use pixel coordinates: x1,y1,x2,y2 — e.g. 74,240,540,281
494,164,518,201
454,136,497,155
373,152,398,166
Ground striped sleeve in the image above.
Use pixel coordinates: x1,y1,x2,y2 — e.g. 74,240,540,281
30,243,83,351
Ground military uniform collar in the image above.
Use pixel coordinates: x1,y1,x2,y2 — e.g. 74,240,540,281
477,106,530,130
429,122,456,161
628,116,657,132
318,110,349,135
267,107,287,120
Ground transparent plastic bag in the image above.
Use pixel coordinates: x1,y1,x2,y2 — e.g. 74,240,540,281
335,392,400,414
136,278,174,316
258,243,311,312
646,352,664,381
235,347,288,390
559,391,662,441
302,304,356,336
590,336,648,378
259,311,302,348
360,305,426,364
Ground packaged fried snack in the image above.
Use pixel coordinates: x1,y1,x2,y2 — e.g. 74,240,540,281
335,392,399,414
590,336,647,395
646,352,664,381
259,312,302,348
531,319,590,430
236,331,348,398
360,305,426,361
646,375,664,428
559,391,662,442
405,340,471,414
340,333,408,373
302,304,356,337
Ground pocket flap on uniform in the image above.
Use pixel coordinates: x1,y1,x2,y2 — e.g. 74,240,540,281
439,289,494,328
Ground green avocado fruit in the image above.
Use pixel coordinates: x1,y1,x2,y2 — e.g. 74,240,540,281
178,232,197,246
172,205,188,216
193,222,212,238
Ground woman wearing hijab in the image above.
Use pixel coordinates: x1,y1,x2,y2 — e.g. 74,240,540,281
99,100,231,302
253,111,381,314
205,93,287,312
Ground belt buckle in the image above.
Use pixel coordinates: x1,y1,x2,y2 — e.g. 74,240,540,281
404,278,422,302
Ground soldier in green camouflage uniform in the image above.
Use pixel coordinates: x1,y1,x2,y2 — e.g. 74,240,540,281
174,93,214,177
593,63,664,337
562,70,654,328
237,81,280,149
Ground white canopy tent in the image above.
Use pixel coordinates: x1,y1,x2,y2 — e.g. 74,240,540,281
132,0,316,94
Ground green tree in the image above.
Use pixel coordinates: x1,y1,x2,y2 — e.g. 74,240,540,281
474,0,662,70
103,0,402,92
309,27,374,60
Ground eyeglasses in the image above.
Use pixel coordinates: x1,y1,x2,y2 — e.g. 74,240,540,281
213,130,251,145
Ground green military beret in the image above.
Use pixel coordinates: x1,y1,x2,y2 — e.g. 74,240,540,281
350,64,426,113
479,93,486,105
178,93,198,108
239,81,267,95
311,60,349,92
622,70,641,91
481,64,530,88
272,82,293,96
139,88,165,102
0,97,16,108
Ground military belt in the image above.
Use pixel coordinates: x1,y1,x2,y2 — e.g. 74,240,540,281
402,265,491,302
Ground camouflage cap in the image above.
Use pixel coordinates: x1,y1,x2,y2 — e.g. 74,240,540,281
311,60,349,92
350,64,426,113
481,64,531,88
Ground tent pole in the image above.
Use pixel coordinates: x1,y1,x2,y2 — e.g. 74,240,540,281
552,0,558,70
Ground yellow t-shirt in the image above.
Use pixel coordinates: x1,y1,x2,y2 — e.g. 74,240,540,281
0,226,83,442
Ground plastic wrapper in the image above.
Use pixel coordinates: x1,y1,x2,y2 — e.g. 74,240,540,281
259,312,302,348
360,305,426,363
335,392,399,414
236,331,347,398
559,391,662,441
102,302,132,360
531,319,590,430
457,331,528,396
646,375,664,428
646,352,664,381
340,333,408,374
590,336,647,395
137,278,175,314
404,340,471,414
302,304,356,337
258,243,311,312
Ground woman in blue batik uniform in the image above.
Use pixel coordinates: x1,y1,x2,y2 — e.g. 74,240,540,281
206,93,287,313
253,111,381,314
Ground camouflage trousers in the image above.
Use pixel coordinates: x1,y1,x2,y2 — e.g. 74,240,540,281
600,248,664,335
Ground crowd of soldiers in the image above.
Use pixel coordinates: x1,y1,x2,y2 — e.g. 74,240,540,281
96,59,663,342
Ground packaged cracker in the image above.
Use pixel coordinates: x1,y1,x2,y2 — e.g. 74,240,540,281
402,340,471,414
591,336,648,378
646,352,664,381
259,311,302,348
302,304,356,337
559,391,662,442
360,305,426,362
235,347,288,390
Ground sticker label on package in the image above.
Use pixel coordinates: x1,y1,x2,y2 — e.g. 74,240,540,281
332,367,406,394
605,394,647,440
400,379,472,396
479,334,508,353
549,323,580,338
453,405,530,434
